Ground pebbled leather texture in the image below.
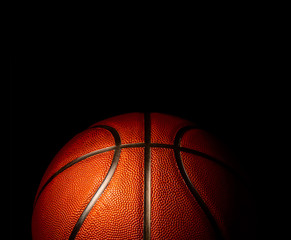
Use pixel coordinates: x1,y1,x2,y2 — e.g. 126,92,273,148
151,147,216,239
32,112,255,240
76,147,144,239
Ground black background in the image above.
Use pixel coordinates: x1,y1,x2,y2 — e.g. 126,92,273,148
10,12,282,240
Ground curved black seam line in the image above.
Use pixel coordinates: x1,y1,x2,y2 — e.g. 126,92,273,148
33,125,121,209
69,146,121,240
33,124,247,238
173,126,249,186
174,126,224,240
33,131,247,210
91,125,122,146
32,146,116,209
69,126,121,240
33,142,246,209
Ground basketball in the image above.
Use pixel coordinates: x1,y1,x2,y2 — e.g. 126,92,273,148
32,112,255,239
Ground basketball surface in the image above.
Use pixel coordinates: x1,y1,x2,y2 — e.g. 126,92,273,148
32,112,255,240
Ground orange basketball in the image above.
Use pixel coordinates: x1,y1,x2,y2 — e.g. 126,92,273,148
32,113,255,239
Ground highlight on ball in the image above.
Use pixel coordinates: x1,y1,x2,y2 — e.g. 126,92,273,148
32,112,255,240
